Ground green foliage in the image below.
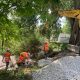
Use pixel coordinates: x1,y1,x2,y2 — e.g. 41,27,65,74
19,32,43,58
49,42,61,51
61,24,71,34
60,0,74,10
0,20,21,53
61,18,71,34
0,0,75,55
0,70,32,80
0,70,15,80
61,43,68,51
49,42,68,53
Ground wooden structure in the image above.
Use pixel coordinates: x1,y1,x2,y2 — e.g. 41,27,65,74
58,10,80,45
58,10,80,53
58,10,80,19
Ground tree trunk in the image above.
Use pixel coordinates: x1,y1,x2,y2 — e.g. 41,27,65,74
69,18,79,45
69,0,80,45
69,18,74,44
1,37,4,52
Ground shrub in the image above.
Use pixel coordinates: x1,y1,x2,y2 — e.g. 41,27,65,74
0,70,32,80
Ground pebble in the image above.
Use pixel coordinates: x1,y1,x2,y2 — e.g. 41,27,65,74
32,56,80,80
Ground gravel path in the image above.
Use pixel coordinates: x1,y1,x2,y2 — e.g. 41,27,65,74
32,56,80,80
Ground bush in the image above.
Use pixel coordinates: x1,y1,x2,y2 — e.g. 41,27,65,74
61,43,68,51
20,36,42,59
0,70,32,80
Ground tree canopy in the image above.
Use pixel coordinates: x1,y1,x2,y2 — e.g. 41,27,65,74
0,0,78,54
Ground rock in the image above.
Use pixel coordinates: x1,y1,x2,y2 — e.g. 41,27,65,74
32,56,80,80
38,58,53,67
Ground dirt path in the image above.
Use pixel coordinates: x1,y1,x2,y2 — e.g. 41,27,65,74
0,55,18,70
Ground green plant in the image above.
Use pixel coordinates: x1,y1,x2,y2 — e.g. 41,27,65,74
61,43,68,51
0,70,32,80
